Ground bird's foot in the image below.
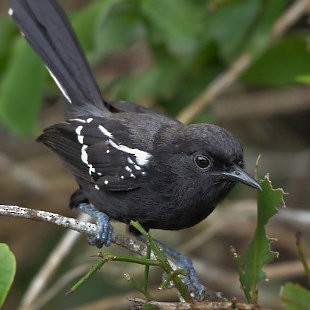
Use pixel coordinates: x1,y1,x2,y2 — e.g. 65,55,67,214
77,203,113,248
158,243,206,300
137,235,205,300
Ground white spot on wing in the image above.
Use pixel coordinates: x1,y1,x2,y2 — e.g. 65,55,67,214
75,126,84,144
95,184,100,190
81,144,96,175
81,145,88,164
109,140,151,166
98,125,113,138
70,118,86,123
45,66,72,103
104,180,109,185
125,166,132,173
8,8,13,16
86,118,93,123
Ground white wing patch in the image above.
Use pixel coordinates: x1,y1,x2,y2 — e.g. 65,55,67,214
75,126,84,144
108,139,151,166
98,125,113,138
71,118,151,190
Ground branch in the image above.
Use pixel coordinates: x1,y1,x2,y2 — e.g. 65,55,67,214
177,0,308,124
129,298,271,310
0,204,147,256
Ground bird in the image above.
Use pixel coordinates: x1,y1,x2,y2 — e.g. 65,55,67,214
8,0,261,298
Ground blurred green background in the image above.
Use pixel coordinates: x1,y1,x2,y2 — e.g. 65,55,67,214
0,0,310,309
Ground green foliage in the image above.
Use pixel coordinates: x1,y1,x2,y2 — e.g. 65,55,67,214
296,74,310,84
0,243,16,308
233,175,285,303
281,283,310,310
140,0,204,58
0,38,46,136
71,0,122,55
68,222,192,303
1,0,309,135
295,233,310,288
243,36,310,87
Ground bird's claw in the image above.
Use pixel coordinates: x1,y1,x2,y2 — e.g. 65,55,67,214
88,218,113,247
78,203,113,248
156,242,206,300
175,260,206,300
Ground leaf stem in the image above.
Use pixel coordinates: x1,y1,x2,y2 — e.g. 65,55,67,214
230,246,252,303
66,257,107,295
296,232,310,287
130,221,193,303
144,243,151,296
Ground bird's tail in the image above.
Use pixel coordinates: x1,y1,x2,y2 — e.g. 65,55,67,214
8,0,109,113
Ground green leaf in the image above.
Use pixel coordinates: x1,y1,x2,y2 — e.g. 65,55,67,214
0,19,18,74
0,244,16,308
91,1,143,63
71,0,124,57
245,0,288,56
140,0,203,58
296,75,310,84
237,175,285,303
281,283,310,310
243,35,310,87
0,38,46,136
205,0,259,61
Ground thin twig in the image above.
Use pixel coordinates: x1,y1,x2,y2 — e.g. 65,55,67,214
177,0,308,124
129,298,271,310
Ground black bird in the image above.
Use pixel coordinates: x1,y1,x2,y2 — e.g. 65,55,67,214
8,0,261,298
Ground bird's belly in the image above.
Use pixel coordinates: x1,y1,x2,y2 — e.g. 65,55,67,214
83,183,217,231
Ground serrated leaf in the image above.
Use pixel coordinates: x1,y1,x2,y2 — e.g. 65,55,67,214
238,175,285,303
0,38,46,136
0,243,16,308
281,283,310,310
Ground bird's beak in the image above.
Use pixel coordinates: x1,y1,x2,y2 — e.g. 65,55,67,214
221,164,261,190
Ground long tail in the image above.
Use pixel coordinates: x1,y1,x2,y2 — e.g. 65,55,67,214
8,0,109,112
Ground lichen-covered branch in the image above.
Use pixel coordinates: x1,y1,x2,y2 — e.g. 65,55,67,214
0,204,146,256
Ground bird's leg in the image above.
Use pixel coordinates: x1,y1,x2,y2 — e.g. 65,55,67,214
138,235,206,300
77,203,113,248
155,240,206,300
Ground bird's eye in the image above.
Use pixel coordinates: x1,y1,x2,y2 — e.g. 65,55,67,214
194,155,211,169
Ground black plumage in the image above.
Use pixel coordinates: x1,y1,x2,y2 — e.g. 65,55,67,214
8,0,261,297
8,0,260,232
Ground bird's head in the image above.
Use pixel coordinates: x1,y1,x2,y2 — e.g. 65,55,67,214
156,123,261,201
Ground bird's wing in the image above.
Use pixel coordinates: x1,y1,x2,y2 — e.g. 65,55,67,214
37,118,152,192
8,0,108,111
